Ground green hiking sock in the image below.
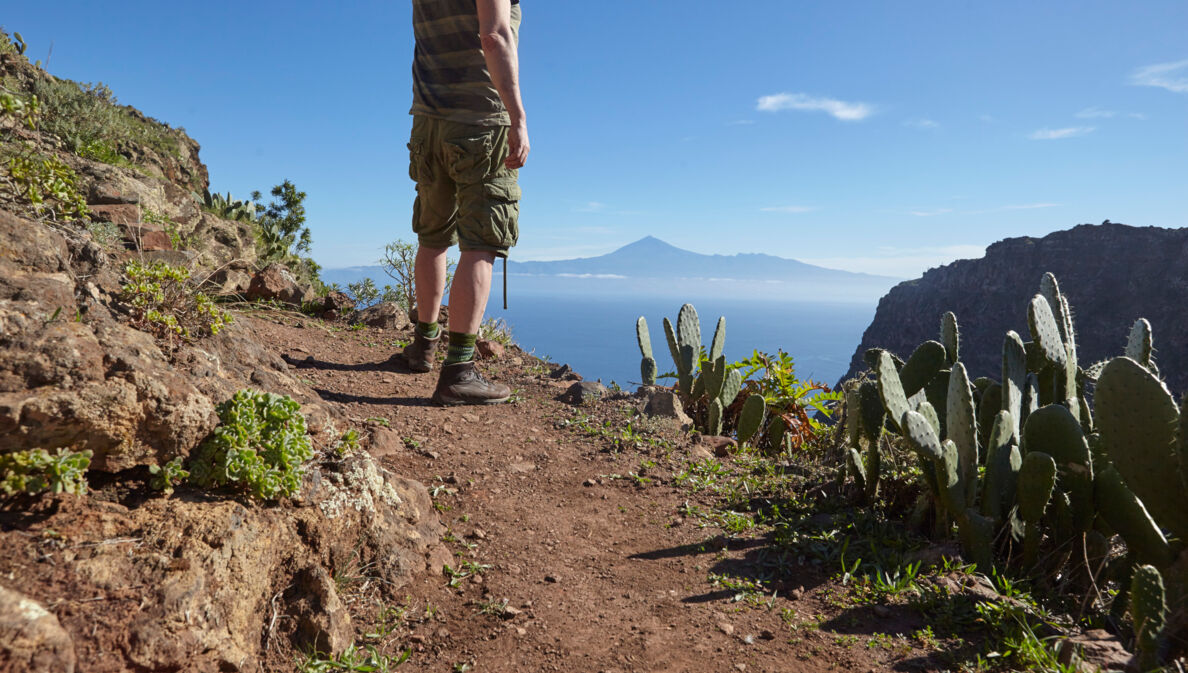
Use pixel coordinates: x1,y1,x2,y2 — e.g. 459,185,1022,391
444,331,478,365
416,321,440,339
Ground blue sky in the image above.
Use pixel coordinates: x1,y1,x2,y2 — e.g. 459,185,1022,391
6,2,1186,277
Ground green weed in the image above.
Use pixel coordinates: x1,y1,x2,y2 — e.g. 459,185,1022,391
120,259,232,344
0,448,91,496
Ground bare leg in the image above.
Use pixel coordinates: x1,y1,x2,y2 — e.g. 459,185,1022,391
414,245,448,323
448,250,496,334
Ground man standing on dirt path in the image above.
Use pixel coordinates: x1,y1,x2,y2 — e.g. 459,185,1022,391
400,0,529,405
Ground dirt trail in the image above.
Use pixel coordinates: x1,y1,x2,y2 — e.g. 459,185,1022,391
257,315,931,673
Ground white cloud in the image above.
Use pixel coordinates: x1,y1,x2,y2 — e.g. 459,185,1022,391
801,244,987,278
909,208,953,217
1075,106,1116,119
756,93,874,121
904,118,939,129
1130,59,1188,94
760,205,816,214
1029,126,1095,140
574,201,607,213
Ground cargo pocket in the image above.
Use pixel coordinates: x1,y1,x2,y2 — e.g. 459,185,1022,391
407,136,431,183
481,178,521,248
445,133,496,185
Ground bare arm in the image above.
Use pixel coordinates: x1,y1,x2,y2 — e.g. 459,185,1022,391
477,0,529,169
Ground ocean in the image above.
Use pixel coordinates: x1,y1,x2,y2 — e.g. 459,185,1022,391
486,289,875,390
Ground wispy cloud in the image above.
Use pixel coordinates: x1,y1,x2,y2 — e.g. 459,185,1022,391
756,93,874,121
1029,126,1095,140
1075,106,1116,119
964,203,1061,215
904,118,939,129
726,119,755,126
760,205,816,214
909,208,953,217
1130,59,1188,94
574,201,608,213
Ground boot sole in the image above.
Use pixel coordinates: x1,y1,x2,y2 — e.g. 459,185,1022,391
407,360,433,373
431,392,511,406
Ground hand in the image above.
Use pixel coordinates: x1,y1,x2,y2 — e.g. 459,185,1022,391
505,122,529,170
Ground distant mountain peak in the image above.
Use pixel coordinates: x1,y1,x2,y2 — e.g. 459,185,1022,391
613,236,680,254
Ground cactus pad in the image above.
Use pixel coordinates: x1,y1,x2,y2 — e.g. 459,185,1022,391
1131,565,1168,673
1003,331,1027,439
1096,357,1188,540
980,410,1019,522
1028,295,1067,367
641,357,657,386
709,316,726,362
636,317,653,360
1017,451,1057,524
916,401,941,437
662,317,680,372
1094,466,1172,568
737,394,766,444
947,363,979,503
707,398,723,436
719,368,743,407
941,311,960,364
1126,318,1153,368
876,351,911,432
902,410,944,463
1022,404,1093,531
702,355,726,399
676,304,701,356
900,340,948,396
934,439,966,514
858,381,885,446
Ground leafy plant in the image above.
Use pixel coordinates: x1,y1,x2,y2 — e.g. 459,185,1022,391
149,457,189,495
333,429,361,457
120,260,232,344
296,643,410,672
2,146,89,221
0,88,40,129
479,317,514,345
86,220,121,247
0,448,92,496
202,189,260,223
189,390,314,500
378,238,455,313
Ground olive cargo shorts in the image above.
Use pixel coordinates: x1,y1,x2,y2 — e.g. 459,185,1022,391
408,116,521,258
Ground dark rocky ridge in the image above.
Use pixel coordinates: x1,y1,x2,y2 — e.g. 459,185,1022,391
841,222,1188,394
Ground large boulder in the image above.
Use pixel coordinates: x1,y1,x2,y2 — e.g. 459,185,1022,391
246,262,306,305
353,301,408,330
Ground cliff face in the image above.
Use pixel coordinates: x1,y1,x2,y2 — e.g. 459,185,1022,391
842,222,1188,393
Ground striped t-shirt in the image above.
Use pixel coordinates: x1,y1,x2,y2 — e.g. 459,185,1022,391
410,0,522,126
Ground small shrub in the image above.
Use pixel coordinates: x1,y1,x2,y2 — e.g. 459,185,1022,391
86,220,121,247
0,89,40,129
0,448,92,496
333,429,361,457
479,317,514,346
149,457,189,495
189,390,313,500
2,146,89,221
29,76,182,161
120,259,232,343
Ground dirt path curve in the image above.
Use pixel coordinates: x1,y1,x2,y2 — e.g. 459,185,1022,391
256,316,910,673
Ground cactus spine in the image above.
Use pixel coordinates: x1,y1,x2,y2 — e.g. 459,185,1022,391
1126,318,1154,370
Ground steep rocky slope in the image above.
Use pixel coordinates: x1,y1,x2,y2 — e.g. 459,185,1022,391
842,222,1188,393
0,32,445,670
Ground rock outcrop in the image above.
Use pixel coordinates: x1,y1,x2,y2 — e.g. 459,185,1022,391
841,222,1188,393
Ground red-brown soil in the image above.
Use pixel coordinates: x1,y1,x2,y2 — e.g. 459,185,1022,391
249,313,940,673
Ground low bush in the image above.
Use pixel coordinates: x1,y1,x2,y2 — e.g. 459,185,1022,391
188,390,313,500
149,457,189,496
120,259,232,343
0,448,92,496
1,145,89,221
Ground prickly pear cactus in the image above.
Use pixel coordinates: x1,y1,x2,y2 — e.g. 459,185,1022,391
1131,564,1168,672
900,341,948,396
934,439,966,515
641,357,657,386
1003,331,1027,439
1017,451,1057,568
767,415,787,453
701,355,726,400
707,398,723,436
947,363,979,504
709,316,726,362
1094,466,1173,568
980,410,1020,524
637,317,656,385
1096,357,1188,540
676,303,701,360
719,368,742,407
737,394,766,444
941,311,960,365
1126,318,1154,369
1028,295,1067,368
917,401,941,437
876,351,911,432
902,409,944,463
1021,404,1094,532
662,317,681,373
636,317,653,360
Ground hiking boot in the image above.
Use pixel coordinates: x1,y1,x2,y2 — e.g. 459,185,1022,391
402,329,441,373
431,361,511,405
